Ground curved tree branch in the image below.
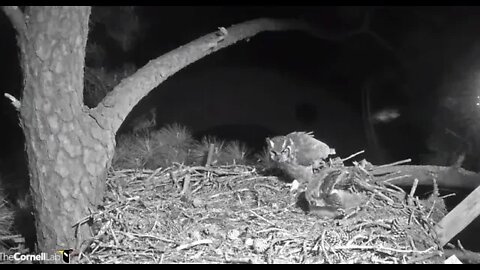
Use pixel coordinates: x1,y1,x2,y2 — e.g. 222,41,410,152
89,17,316,133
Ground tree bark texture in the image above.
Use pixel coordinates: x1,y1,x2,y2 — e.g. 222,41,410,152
6,6,116,254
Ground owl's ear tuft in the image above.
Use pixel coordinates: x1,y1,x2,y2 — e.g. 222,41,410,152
266,138,274,148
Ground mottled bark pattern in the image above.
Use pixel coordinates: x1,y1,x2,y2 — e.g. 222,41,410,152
18,7,115,253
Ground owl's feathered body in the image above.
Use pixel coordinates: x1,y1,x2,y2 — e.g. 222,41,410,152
305,168,367,218
273,158,314,183
283,132,335,165
305,168,346,209
266,131,336,185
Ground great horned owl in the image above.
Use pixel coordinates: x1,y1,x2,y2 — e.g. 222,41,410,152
266,131,336,190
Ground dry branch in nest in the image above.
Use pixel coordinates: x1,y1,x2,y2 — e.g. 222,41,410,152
67,152,459,264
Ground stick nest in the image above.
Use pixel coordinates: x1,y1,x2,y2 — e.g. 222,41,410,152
78,159,448,264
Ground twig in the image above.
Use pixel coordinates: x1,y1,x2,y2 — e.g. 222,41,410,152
180,174,191,196
374,190,395,205
426,200,436,219
410,178,419,197
255,227,292,235
408,208,419,226
174,165,252,176
350,220,392,231
383,174,411,183
407,178,419,206
440,193,456,199
72,210,96,228
145,166,164,182
458,240,465,251
341,150,365,162
374,159,412,170
176,239,213,251
248,209,276,226
78,251,93,264
191,182,204,194
333,244,435,254
408,235,417,250
237,192,243,205
122,232,175,243
88,242,102,256
320,229,332,264
382,182,406,194
110,227,120,246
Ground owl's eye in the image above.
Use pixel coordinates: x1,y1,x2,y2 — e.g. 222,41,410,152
281,147,290,155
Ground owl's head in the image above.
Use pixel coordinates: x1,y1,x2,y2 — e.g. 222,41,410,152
266,136,295,163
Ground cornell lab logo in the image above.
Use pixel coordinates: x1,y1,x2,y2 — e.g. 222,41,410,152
57,249,74,263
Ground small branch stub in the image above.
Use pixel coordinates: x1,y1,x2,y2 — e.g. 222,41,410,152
4,92,21,111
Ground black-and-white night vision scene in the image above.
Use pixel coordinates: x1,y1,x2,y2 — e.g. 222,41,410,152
1,6,480,264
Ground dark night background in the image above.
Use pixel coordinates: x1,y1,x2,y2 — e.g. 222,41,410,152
1,6,480,251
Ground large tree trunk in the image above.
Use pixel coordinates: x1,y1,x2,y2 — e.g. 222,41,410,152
20,6,115,253
5,6,116,254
